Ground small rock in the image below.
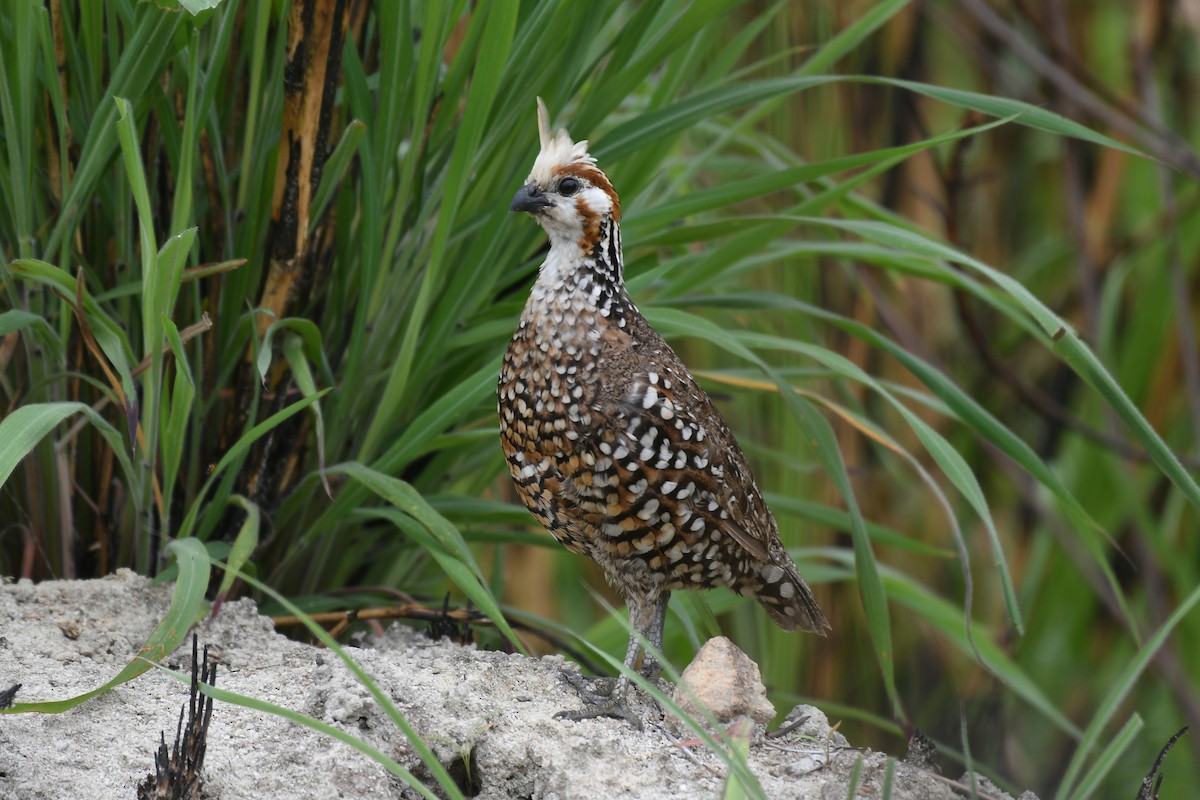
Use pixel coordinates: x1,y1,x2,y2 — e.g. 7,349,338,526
776,704,849,749
671,636,776,725
58,619,81,640
959,772,1037,800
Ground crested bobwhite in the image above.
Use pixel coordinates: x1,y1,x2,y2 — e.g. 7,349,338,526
499,99,829,720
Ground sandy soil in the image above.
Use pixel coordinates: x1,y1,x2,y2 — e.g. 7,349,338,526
0,570,1033,799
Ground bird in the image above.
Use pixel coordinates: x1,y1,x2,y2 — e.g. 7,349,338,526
498,98,829,722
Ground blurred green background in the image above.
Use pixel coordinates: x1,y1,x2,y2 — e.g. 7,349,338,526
2,1,1199,796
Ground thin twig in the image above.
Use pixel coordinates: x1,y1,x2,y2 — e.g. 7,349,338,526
765,713,810,739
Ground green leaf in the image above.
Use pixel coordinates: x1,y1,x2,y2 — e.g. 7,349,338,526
0,404,77,489
797,0,911,76
115,96,160,357
176,390,329,540
820,218,1200,514
256,317,335,387
309,119,366,236
333,462,524,654
154,228,197,327
360,0,518,460
0,309,50,337
159,316,197,517
626,115,1014,236
7,259,137,403
719,717,755,800
216,567,465,800
876,557,1080,737
876,77,1144,157
0,402,133,492
765,495,954,558
721,328,1022,631
729,290,1117,573
215,495,260,603
44,7,184,256
0,309,63,362
598,76,831,163
1056,581,1200,799
0,538,210,714
282,332,331,496
154,667,443,799
1065,714,1143,800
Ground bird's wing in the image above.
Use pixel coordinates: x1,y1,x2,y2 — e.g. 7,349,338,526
559,356,778,570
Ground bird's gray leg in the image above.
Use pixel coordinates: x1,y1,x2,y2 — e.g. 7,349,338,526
555,592,660,728
638,590,670,680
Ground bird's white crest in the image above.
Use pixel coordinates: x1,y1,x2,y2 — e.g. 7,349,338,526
529,97,595,185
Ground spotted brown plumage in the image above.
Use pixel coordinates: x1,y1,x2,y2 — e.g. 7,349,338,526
499,99,829,720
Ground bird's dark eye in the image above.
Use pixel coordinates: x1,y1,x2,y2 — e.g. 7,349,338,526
558,176,582,196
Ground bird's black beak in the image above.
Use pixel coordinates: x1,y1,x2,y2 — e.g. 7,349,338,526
510,183,551,214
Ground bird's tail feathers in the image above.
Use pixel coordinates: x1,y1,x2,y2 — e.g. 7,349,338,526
756,564,830,635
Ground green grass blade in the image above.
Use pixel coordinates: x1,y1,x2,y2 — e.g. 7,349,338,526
0,537,209,714
44,7,183,255
1056,582,1200,798
875,77,1145,156
720,717,755,800
723,330,1022,631
872,556,1081,737
154,228,196,325
0,5,35,259
360,0,517,460
738,289,1109,545
282,332,330,495
220,566,465,800
176,390,329,540
8,259,137,406
0,309,63,363
256,317,334,386
821,218,1200,512
0,402,132,491
309,119,366,236
797,0,911,76
580,593,767,800
168,28,201,235
597,76,830,163
626,115,1014,236
160,316,197,518
214,495,261,603
153,669,443,800
766,495,954,558
1066,714,1143,800
333,462,524,653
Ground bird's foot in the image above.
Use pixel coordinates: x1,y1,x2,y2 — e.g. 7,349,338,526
638,655,664,682
557,671,617,706
554,672,642,730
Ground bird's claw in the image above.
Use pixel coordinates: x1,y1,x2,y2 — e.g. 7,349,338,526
558,671,615,706
554,699,642,730
555,671,642,729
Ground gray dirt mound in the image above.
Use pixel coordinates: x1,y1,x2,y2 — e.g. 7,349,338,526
0,571,1027,799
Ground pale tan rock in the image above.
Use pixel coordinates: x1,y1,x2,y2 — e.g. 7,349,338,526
671,635,777,725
